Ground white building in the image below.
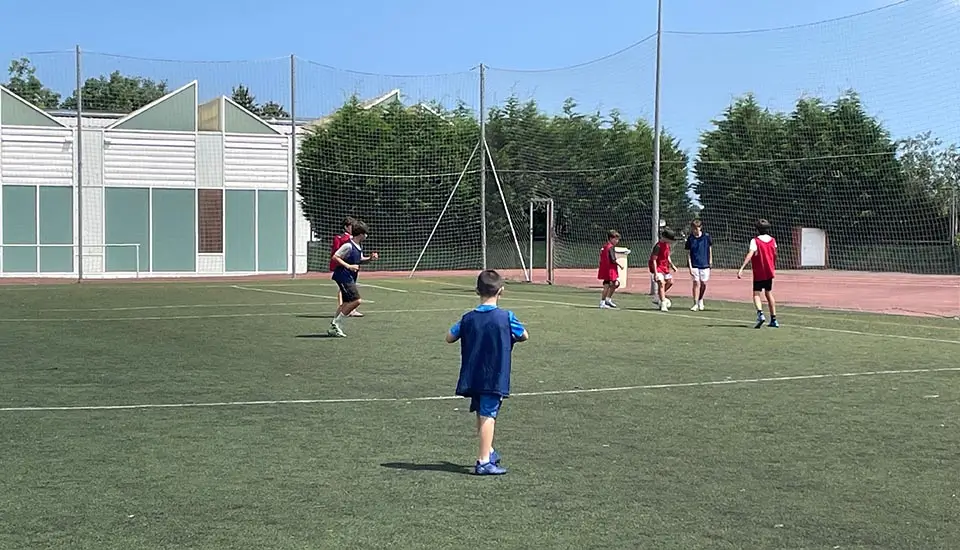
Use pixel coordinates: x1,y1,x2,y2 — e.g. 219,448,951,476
0,82,311,278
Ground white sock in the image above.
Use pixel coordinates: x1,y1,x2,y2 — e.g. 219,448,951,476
334,313,345,324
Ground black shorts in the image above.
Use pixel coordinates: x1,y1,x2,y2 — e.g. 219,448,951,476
752,279,773,292
602,279,620,287
336,281,361,302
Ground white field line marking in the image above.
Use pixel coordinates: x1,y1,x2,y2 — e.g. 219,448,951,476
0,306,545,323
359,283,408,293
2,367,957,413
392,283,960,346
40,302,325,313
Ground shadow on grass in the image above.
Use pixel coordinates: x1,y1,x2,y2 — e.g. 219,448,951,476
295,314,332,319
704,323,754,329
296,333,337,339
380,461,473,475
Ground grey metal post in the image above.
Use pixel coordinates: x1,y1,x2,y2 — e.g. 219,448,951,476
952,181,958,243
75,45,84,282
479,63,488,270
650,0,664,295
528,201,534,281
289,54,297,278
546,199,555,285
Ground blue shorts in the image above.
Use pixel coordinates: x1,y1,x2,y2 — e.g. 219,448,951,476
469,394,503,418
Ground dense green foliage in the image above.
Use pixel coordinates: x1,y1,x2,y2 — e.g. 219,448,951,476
297,95,692,252
694,92,956,246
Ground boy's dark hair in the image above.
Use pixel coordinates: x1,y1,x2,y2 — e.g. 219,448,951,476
690,219,702,229
476,270,504,298
607,229,621,240
351,222,369,237
342,216,356,229
756,219,772,236
660,228,676,241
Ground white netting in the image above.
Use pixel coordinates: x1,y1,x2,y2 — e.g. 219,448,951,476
294,60,482,273
672,0,960,274
482,36,668,277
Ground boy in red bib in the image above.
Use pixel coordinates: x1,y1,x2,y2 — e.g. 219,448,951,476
737,218,779,328
330,217,363,317
649,228,678,311
597,230,621,309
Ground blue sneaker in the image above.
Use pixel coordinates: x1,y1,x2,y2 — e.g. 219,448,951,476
769,319,780,328
754,312,766,329
490,449,502,465
475,461,507,475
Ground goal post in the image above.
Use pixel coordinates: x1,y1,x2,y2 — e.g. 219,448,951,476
528,198,555,285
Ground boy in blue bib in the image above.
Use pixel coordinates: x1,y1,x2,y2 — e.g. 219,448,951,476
446,270,529,475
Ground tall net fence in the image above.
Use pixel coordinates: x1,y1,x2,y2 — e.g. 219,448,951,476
294,61,480,273
667,0,960,275
483,37,666,275
1,0,958,291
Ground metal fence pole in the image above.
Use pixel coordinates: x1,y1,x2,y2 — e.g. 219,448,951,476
479,63,487,270
75,45,84,282
650,0,664,295
289,54,297,279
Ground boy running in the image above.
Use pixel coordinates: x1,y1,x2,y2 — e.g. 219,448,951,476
597,229,622,309
737,219,779,328
446,270,529,476
649,228,678,311
328,222,379,337
331,217,363,317
684,219,713,311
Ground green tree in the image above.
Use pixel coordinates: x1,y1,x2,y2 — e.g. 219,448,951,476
898,132,959,219
298,94,691,270
486,96,691,245
60,71,168,113
297,96,478,269
230,84,258,112
695,91,948,243
5,58,61,109
231,84,290,119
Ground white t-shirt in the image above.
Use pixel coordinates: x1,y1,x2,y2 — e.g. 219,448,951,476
748,234,776,253
334,240,362,259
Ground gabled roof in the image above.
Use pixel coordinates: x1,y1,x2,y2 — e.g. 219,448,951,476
0,85,69,128
304,89,452,129
198,95,282,135
105,81,198,132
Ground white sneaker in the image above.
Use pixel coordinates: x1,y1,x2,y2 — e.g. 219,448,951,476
605,300,618,309
697,301,705,310
690,303,700,311
660,301,669,312
348,310,364,317
600,302,613,309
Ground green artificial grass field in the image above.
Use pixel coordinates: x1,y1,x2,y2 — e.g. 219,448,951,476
0,278,958,549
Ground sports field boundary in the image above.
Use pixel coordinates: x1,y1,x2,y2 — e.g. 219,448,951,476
2,366,957,413
232,282,960,346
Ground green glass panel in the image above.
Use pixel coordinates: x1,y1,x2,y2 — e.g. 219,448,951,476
152,189,196,271
104,187,149,272
225,190,256,272
2,185,38,272
0,89,61,127
224,101,279,135
38,186,74,272
113,83,196,132
257,190,288,271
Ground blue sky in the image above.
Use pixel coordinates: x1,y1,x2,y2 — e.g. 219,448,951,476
2,0,958,158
